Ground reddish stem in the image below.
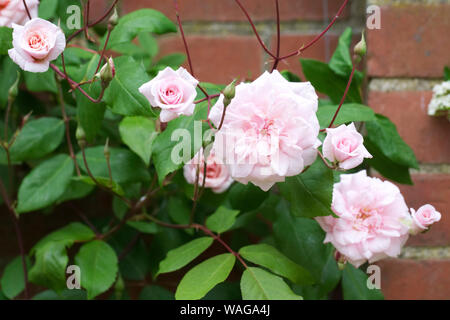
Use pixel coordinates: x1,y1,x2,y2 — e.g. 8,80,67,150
271,0,281,71
173,0,195,76
22,0,31,19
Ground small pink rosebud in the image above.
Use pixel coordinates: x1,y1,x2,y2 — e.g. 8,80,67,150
409,204,441,235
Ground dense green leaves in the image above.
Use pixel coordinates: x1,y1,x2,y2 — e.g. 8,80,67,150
0,57,19,107
206,206,240,234
301,59,362,104
29,241,69,292
342,265,384,300
140,285,174,300
1,256,30,299
227,183,268,213
175,253,236,300
17,154,74,213
9,118,65,162
119,116,157,166
240,267,302,300
365,114,419,169
38,0,59,19
329,27,353,77
76,146,150,184
75,240,119,300
126,221,158,234
24,70,57,93
152,102,208,184
317,103,375,128
75,176,125,197
239,244,314,286
278,160,334,218
157,237,214,276
108,9,176,49
104,56,155,117
0,27,12,55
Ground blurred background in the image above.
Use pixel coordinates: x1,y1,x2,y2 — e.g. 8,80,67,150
1,0,449,299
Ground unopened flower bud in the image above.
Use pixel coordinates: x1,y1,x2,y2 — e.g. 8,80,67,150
8,72,20,102
353,32,367,62
76,126,87,148
223,79,236,107
99,57,115,89
109,8,119,27
334,250,347,270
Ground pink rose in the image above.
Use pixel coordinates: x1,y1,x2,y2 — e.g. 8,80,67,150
139,67,199,123
0,0,39,27
409,204,441,234
8,18,66,73
316,170,410,267
209,70,321,191
323,123,372,170
184,147,234,194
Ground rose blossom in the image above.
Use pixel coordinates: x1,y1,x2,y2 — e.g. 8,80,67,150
209,70,321,191
323,123,372,170
184,147,234,194
139,67,199,123
8,18,66,73
0,0,39,27
316,170,411,267
409,204,441,235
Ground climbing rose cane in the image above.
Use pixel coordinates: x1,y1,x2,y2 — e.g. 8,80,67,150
8,18,66,73
139,67,199,123
322,122,372,170
0,0,39,27
316,170,411,267
210,70,321,191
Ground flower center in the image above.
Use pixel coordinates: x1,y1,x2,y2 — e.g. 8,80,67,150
0,0,10,10
260,119,275,136
27,32,49,51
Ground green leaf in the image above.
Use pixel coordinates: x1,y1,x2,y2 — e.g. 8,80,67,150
273,205,341,297
10,117,65,162
157,237,214,277
175,253,236,300
76,146,150,184
32,289,87,300
28,241,69,292
75,240,119,300
119,116,157,166
108,9,176,49
365,114,419,169
24,70,57,93
0,27,12,55
364,139,413,185
239,244,314,286
75,55,105,143
126,221,158,234
139,285,174,300
227,183,268,213
280,70,302,82
16,154,74,213
38,0,59,19
317,103,375,128
329,27,353,77
278,160,334,218
342,265,384,300
151,53,186,74
32,222,96,254
301,59,362,104
103,56,155,117
444,66,450,81
74,175,125,197
0,57,19,107
152,102,208,184
240,267,302,300
57,180,95,204
1,256,31,299
206,206,240,234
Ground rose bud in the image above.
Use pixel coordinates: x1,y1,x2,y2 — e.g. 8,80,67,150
409,204,441,235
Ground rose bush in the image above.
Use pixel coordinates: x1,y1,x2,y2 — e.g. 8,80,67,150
0,0,442,301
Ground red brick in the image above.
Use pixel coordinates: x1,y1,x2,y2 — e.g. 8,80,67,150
399,174,450,247
122,0,350,22
367,5,450,78
368,91,450,164
88,0,109,22
157,35,263,84
376,259,450,300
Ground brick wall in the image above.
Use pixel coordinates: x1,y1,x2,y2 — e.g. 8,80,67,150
1,0,447,300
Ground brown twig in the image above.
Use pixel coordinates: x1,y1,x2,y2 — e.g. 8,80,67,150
271,0,281,71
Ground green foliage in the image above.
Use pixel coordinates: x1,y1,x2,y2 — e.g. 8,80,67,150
444,66,450,81
0,27,12,55
317,103,375,128
0,256,30,299
342,265,384,300
206,206,240,234
240,267,303,300
75,240,119,300
24,70,57,93
175,253,236,300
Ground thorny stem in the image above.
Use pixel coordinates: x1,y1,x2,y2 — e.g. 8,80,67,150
271,0,281,71
56,77,81,176
322,63,357,131
173,0,195,76
317,150,337,170
22,0,31,19
94,25,113,74
0,180,29,299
